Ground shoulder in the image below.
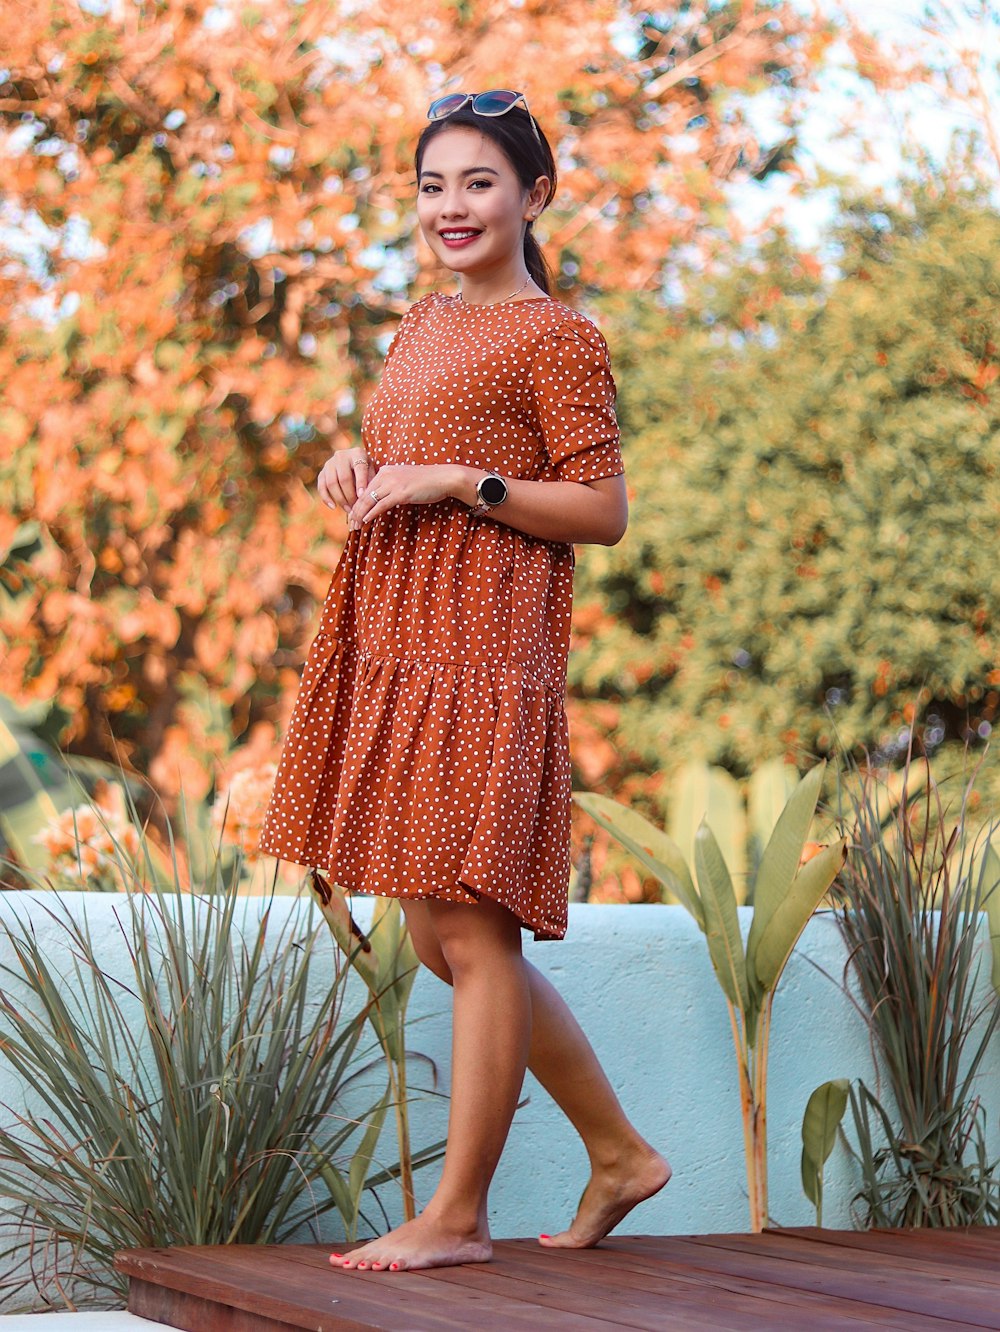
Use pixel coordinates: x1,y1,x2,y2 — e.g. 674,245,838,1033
528,302,614,377
381,292,450,360
393,290,453,332
530,301,613,359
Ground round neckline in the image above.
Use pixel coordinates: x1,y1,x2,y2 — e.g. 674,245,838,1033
448,294,555,309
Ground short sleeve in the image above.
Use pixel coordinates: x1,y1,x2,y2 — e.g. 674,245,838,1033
529,321,625,482
381,293,437,366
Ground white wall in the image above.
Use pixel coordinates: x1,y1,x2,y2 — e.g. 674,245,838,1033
1,892,997,1262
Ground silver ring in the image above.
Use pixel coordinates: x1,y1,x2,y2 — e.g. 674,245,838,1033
369,488,380,501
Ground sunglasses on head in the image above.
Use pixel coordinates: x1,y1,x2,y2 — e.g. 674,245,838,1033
426,90,542,145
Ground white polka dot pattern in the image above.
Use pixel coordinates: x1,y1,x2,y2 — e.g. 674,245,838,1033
258,293,624,940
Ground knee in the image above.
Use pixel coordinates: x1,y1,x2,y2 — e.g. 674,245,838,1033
433,906,523,980
401,905,454,985
412,933,453,985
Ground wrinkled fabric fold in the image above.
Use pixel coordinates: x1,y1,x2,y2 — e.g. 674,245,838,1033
260,646,570,939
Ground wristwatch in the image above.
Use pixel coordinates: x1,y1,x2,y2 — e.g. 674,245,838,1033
471,470,508,517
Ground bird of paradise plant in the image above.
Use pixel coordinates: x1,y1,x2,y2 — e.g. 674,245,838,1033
576,759,847,1231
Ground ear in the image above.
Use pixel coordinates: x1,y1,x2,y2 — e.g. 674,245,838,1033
524,174,551,220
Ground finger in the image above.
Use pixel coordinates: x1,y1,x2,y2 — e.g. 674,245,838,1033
350,478,392,528
341,453,374,507
317,468,339,510
351,455,372,499
320,464,350,512
360,492,398,524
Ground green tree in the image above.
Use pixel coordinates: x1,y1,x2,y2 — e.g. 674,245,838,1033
571,187,1000,817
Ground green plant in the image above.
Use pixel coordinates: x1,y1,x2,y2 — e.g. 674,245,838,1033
830,744,1000,1227
0,695,153,886
800,1078,849,1226
0,865,428,1311
664,758,804,904
308,869,445,1234
576,759,847,1231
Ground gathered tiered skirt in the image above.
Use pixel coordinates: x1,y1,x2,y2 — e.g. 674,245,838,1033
258,505,575,940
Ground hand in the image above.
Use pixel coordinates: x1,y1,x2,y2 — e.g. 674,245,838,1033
317,447,373,518
350,464,466,529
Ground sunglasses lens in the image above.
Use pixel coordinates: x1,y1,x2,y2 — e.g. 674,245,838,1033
471,90,521,114
428,94,468,120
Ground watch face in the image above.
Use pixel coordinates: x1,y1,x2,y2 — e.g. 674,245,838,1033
479,474,507,505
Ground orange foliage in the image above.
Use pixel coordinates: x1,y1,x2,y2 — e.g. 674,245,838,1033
0,0,832,804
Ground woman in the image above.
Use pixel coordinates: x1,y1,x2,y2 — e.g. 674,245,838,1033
258,90,669,1274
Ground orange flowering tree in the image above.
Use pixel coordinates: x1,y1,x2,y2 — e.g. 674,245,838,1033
0,0,834,851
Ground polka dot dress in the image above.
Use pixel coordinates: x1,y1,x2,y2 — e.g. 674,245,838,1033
257,291,624,940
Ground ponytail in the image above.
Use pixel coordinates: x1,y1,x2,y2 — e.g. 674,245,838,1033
524,225,554,295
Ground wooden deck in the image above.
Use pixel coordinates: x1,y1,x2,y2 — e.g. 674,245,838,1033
115,1226,1000,1331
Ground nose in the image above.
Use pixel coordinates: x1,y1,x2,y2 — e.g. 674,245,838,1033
438,191,469,220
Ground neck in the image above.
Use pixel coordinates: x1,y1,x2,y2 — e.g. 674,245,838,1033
459,267,534,306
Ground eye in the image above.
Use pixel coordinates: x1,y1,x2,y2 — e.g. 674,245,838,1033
419,182,441,193
468,179,492,189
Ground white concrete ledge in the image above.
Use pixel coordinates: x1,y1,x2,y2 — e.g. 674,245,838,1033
0,1316,173,1329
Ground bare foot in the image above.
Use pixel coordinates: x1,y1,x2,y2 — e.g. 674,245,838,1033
539,1143,671,1249
329,1212,492,1273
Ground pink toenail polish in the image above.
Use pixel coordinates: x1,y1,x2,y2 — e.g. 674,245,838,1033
389,1262,400,1271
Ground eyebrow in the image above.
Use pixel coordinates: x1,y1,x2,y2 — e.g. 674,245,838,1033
419,167,500,179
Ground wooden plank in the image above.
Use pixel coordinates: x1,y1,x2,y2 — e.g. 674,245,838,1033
517,1238,985,1331
120,1246,483,1332
424,1246,910,1332
782,1226,1000,1273
619,1234,1000,1328
116,1230,1000,1332
129,1276,373,1332
119,1244,623,1332
688,1229,1000,1293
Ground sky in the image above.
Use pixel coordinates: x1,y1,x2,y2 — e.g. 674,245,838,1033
729,0,1000,249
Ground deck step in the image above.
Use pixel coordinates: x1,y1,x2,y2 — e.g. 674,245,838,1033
114,1228,1000,1332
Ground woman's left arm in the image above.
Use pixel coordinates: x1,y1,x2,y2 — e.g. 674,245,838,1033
447,467,628,546
348,464,627,546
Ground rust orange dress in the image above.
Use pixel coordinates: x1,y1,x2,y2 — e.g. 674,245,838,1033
257,291,624,940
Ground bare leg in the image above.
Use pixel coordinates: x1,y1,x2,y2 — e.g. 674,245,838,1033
399,901,670,1249
333,896,530,1272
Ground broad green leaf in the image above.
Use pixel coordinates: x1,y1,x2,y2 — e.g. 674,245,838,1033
574,792,705,930
746,761,826,985
801,1078,849,1208
694,821,749,1018
348,1090,391,1204
667,761,748,902
311,1148,355,1228
748,759,801,873
753,836,847,992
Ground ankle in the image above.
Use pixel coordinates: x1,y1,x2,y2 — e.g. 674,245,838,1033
421,1197,488,1239
588,1131,657,1174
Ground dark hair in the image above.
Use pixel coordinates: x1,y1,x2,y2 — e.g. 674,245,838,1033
414,104,558,295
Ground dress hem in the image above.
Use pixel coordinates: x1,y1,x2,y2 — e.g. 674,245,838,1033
258,848,566,942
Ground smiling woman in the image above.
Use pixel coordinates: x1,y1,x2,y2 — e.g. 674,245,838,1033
257,91,665,1276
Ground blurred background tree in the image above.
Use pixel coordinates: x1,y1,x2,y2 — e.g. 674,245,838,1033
0,0,834,819
1,0,997,891
571,187,1000,822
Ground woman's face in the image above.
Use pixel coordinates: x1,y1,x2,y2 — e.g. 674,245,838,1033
416,126,548,278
